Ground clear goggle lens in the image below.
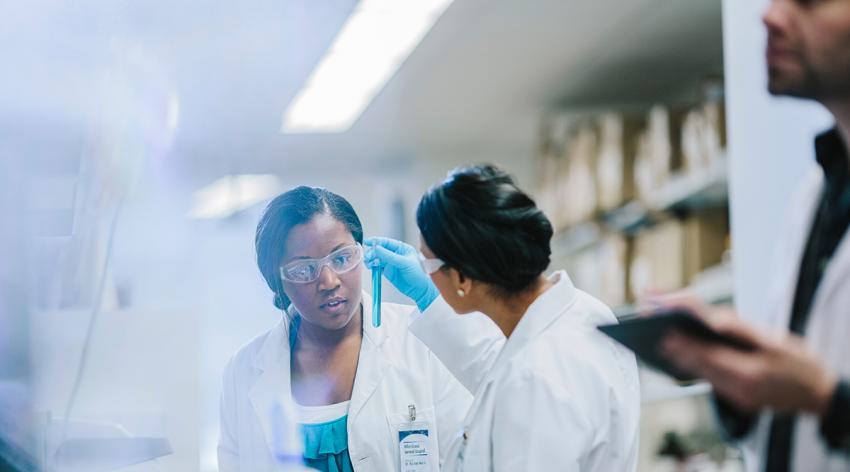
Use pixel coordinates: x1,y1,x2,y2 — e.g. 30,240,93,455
280,243,363,284
418,252,445,275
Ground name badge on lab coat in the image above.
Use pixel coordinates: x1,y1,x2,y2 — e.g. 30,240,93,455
394,404,431,472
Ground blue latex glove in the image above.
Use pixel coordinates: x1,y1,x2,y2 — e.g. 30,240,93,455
364,237,439,312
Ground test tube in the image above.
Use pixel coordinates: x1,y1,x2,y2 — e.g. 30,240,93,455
371,264,382,327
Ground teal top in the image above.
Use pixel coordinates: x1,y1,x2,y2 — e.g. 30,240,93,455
290,316,354,472
299,417,354,472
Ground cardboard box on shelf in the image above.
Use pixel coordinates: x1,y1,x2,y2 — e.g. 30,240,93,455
634,106,687,203
630,220,686,297
701,80,727,167
597,113,644,211
702,99,727,162
597,233,630,307
534,118,570,230
648,105,686,178
560,123,599,226
681,100,727,174
629,209,729,299
563,233,630,307
554,151,573,230
535,153,560,229
681,109,710,172
633,130,654,204
682,208,728,281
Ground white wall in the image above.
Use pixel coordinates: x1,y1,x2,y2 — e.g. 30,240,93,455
29,177,203,471
722,0,832,318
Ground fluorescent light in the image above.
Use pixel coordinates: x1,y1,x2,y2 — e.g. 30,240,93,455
189,174,283,219
282,0,454,133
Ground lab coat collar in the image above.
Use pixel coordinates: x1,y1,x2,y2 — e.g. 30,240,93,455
249,318,291,456
484,270,577,383
248,291,387,452
347,291,389,423
766,169,825,330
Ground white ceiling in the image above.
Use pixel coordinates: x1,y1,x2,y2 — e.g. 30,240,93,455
3,0,723,184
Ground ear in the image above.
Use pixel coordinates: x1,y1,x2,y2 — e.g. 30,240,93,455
448,268,474,294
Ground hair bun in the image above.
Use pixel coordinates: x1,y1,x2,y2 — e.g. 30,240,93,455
417,163,553,297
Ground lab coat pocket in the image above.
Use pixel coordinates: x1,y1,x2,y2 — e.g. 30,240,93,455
387,407,439,472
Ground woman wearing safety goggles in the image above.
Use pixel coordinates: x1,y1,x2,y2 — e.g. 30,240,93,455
217,186,471,472
365,164,641,471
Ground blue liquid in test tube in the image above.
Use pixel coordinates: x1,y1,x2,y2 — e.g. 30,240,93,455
371,264,382,327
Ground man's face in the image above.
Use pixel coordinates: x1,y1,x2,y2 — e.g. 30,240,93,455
764,0,850,101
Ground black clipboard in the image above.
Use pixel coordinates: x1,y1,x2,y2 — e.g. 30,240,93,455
597,309,755,382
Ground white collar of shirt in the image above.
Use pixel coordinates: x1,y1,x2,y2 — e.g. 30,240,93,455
296,400,351,424
484,270,577,382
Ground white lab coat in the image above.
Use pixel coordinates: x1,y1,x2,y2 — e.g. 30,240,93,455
218,292,472,471
410,270,641,471
736,166,850,472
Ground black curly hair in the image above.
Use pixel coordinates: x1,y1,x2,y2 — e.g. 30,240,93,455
416,164,553,299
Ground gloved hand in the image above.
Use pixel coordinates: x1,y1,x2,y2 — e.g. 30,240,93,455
364,237,439,312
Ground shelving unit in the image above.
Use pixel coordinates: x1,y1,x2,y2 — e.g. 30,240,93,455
552,154,730,253
531,1,735,469
550,151,733,318
647,155,729,212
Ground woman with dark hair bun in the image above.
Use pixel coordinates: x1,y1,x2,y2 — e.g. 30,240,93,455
365,164,641,471
218,186,472,472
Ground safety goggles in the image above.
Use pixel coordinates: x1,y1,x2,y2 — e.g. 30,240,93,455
418,252,445,275
280,243,363,284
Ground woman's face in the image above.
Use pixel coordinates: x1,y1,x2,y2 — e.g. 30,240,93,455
281,213,363,330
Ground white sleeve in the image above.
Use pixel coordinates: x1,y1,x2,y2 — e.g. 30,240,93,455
217,357,240,472
409,296,505,393
428,349,474,468
491,372,595,472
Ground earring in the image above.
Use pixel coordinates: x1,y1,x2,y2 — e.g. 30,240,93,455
456,289,465,298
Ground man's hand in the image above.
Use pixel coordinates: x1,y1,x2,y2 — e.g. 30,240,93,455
654,295,838,416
